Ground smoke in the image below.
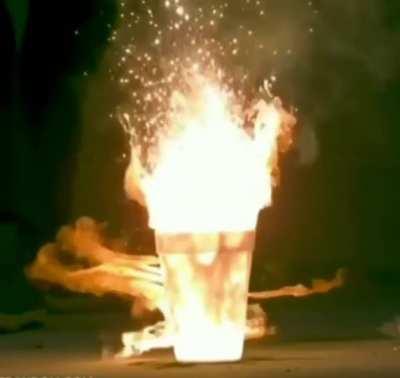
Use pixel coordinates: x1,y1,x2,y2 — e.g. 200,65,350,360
259,1,400,164
69,0,400,224
316,1,400,84
218,0,400,165
297,123,319,166
4,0,29,51
115,1,400,165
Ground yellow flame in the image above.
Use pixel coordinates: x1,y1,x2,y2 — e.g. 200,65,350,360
156,230,255,362
124,69,295,362
126,72,291,234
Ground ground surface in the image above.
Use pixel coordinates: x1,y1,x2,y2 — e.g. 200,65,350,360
0,312,399,378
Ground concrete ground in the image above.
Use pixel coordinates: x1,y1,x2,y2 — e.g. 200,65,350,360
0,312,399,378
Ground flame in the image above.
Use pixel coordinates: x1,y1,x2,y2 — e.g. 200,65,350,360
123,67,295,362
125,71,294,234
156,230,255,362
26,217,344,361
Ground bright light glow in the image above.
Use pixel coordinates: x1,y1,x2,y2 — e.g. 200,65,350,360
124,67,294,362
127,71,289,234
157,231,255,362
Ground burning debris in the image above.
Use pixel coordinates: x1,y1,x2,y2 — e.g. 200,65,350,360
27,217,344,359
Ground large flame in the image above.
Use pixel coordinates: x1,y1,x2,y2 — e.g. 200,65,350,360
123,67,295,362
125,71,294,234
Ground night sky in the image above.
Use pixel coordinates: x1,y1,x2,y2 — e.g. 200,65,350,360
1,0,400,315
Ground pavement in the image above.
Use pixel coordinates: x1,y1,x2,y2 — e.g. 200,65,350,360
0,312,399,378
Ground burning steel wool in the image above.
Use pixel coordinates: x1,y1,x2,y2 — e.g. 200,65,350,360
27,0,345,364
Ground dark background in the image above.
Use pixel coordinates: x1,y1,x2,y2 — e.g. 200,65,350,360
1,0,399,324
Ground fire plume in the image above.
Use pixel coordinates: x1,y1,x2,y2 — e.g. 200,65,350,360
120,65,296,362
124,69,296,234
